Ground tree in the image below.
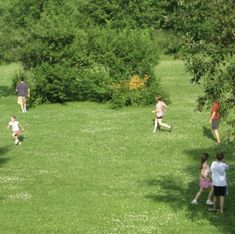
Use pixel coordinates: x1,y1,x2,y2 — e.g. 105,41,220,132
166,0,235,140
0,0,164,106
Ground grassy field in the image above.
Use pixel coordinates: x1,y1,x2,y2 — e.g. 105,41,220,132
0,58,234,234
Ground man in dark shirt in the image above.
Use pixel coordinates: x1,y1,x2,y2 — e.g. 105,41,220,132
16,78,30,112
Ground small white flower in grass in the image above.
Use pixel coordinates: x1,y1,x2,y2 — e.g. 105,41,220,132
0,176,21,182
8,192,32,201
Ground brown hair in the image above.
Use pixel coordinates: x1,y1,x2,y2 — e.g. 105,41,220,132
156,96,162,101
216,152,224,161
200,153,209,169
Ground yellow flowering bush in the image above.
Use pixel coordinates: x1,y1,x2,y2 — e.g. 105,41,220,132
129,75,145,90
111,74,168,109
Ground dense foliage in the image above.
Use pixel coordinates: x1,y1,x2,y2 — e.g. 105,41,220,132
0,0,173,107
165,0,235,139
0,0,234,121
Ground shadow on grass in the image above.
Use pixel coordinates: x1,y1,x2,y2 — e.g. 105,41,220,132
0,145,12,167
144,143,235,233
144,174,235,234
0,86,15,97
184,143,235,162
202,126,217,142
18,135,25,142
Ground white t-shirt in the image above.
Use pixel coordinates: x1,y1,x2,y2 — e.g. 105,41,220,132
210,161,229,186
9,121,20,132
156,101,167,118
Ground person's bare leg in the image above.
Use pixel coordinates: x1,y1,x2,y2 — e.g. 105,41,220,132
12,134,19,145
23,101,27,112
158,119,171,129
220,196,224,213
193,188,204,202
214,129,220,143
213,196,217,209
20,103,24,112
207,187,214,201
153,119,158,133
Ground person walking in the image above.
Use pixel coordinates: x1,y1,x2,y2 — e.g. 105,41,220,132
191,153,214,205
209,100,221,144
210,152,229,213
16,77,30,112
152,96,172,133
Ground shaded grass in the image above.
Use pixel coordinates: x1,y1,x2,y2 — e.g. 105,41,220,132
0,57,234,233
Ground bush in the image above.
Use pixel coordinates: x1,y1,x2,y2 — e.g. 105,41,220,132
76,64,112,102
2,1,169,107
17,26,162,106
111,75,169,109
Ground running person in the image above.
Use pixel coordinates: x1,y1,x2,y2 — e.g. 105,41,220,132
153,96,172,133
7,116,24,145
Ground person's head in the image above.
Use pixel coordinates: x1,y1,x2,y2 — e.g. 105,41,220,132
200,153,209,169
20,76,24,82
11,116,16,121
156,96,161,102
214,100,220,105
216,152,224,161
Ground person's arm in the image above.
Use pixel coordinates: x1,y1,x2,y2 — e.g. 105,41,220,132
222,160,229,170
27,88,30,98
163,102,168,109
152,104,158,113
209,111,216,123
16,84,19,93
201,165,209,179
210,162,214,172
7,123,10,129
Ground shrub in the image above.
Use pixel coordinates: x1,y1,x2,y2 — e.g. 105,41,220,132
1,1,168,107
111,75,169,109
18,27,162,106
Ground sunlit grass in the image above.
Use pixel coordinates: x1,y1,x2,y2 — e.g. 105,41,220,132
0,57,234,233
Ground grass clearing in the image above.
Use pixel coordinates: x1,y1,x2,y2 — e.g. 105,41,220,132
0,57,234,233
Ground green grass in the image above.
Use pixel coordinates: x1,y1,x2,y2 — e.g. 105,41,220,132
0,57,234,234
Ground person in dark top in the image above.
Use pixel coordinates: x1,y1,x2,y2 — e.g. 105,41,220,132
16,78,30,112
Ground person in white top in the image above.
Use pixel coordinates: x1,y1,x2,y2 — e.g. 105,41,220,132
152,96,172,133
7,116,24,145
210,152,229,213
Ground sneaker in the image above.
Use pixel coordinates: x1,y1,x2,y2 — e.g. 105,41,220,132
206,200,214,205
191,199,197,205
208,208,219,212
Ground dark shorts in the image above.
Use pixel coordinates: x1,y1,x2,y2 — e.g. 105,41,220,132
213,186,227,196
157,116,163,119
211,120,219,130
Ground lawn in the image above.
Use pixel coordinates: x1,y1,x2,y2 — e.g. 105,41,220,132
0,57,234,234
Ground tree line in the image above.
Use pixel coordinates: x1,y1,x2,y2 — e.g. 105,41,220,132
0,0,234,135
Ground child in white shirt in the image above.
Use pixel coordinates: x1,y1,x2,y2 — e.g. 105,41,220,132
210,152,229,213
7,116,24,145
